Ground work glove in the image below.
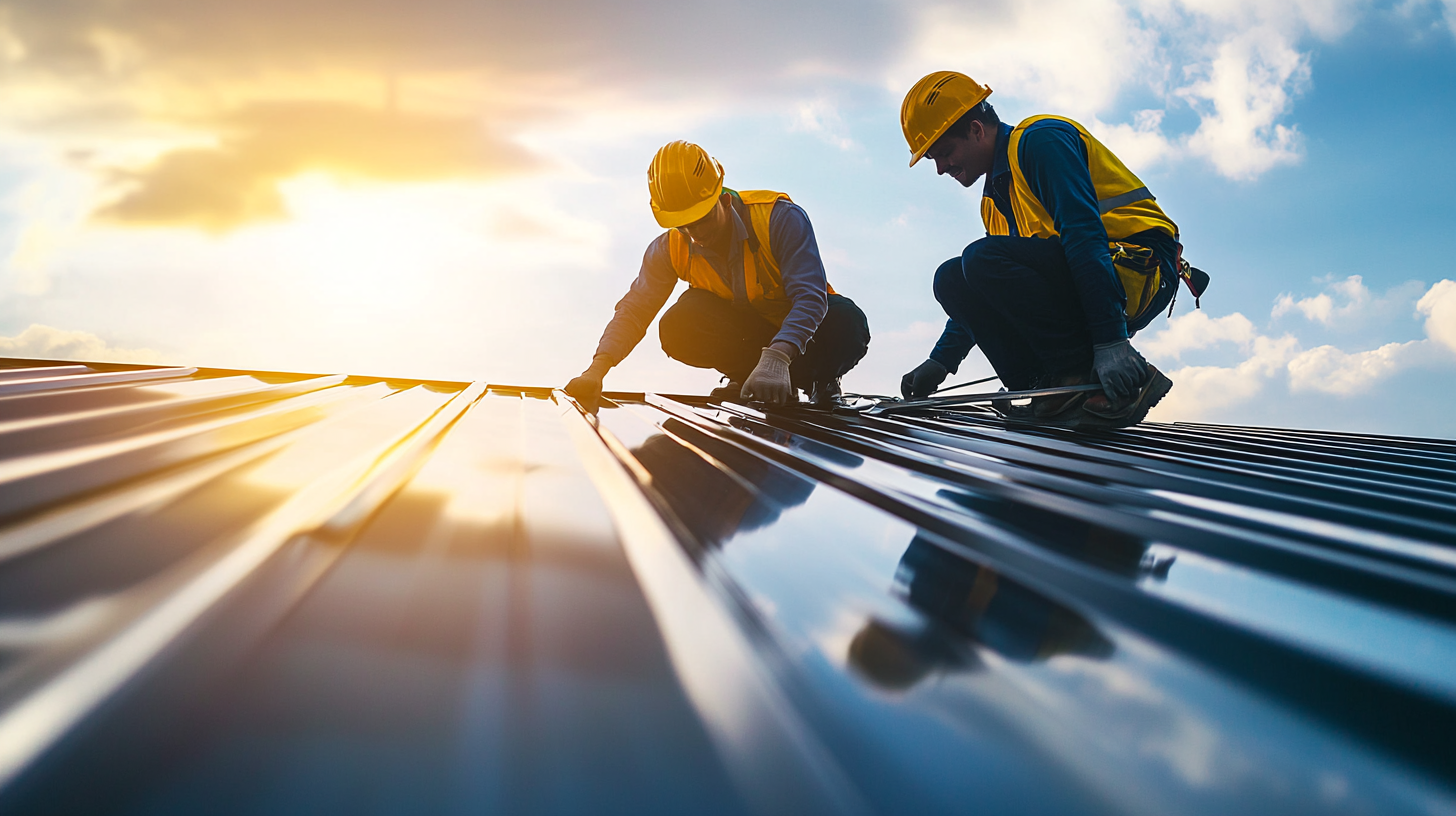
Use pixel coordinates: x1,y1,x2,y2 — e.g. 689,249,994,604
1092,340,1148,405
741,347,794,405
564,357,611,413
900,359,948,400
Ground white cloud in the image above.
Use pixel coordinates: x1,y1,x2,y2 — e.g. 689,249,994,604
1416,279,1456,355
1272,291,1331,323
898,0,1366,181
1286,340,1424,394
0,324,162,363
790,97,857,150
1179,29,1309,179
902,0,1161,121
1272,274,1371,323
1141,311,1258,360
1092,110,1179,171
1441,0,1456,36
1148,278,1456,419
1272,274,1438,331
1150,333,1300,418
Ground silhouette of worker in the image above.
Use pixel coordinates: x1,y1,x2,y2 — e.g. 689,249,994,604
629,430,817,551
849,533,1113,691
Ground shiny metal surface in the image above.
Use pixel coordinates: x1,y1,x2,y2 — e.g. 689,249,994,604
0,356,1451,815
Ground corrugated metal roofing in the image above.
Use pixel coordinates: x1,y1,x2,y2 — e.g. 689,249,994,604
0,356,1452,815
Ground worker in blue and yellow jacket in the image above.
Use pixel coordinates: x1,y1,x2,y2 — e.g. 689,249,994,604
898,72,1205,427
565,141,870,412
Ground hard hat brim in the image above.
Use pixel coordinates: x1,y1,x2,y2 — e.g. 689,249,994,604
651,181,723,228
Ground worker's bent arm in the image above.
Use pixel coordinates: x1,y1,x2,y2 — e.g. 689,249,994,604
592,234,680,366
766,201,830,355
929,318,976,373
1019,121,1129,345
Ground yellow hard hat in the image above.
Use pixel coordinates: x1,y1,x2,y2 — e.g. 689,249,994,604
647,140,724,228
900,71,993,167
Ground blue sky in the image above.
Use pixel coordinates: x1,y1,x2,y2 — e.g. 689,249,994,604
0,0,1454,435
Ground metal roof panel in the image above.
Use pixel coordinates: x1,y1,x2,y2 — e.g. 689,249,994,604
0,357,1450,815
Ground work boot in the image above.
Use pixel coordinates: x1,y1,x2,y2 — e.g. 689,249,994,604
808,377,844,407
1083,364,1173,427
990,389,1033,419
1031,372,1094,419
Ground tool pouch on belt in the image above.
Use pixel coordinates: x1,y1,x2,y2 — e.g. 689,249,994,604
1110,242,1160,320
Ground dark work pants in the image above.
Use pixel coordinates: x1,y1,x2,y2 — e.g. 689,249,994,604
934,236,1097,391
658,288,870,387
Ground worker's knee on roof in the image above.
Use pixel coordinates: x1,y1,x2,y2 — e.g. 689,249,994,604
657,299,697,357
821,299,871,358
933,256,967,306
827,295,870,334
960,237,1003,277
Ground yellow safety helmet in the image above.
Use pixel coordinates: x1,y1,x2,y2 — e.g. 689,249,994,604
647,140,725,228
900,71,993,167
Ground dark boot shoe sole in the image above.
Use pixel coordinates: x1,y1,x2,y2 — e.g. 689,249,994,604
1079,367,1173,428
1031,391,1088,419
1002,368,1172,431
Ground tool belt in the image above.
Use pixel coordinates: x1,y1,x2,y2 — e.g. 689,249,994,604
1110,241,1211,319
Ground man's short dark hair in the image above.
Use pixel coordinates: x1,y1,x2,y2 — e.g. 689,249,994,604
943,101,999,140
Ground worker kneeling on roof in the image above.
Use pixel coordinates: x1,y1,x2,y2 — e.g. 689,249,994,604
565,141,870,411
898,71,1208,427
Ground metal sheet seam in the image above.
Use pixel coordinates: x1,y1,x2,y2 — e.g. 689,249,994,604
556,393,874,816
0,381,383,490
0,381,482,791
0,365,91,381
314,381,487,536
864,413,1456,526
0,367,197,396
0,374,351,451
0,428,305,566
729,410,1456,592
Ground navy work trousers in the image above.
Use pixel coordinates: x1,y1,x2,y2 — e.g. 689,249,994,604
935,236,1099,391
659,288,870,387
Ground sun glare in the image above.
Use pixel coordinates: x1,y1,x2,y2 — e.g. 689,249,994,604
268,176,470,313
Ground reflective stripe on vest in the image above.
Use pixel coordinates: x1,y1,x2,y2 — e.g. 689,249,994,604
665,188,836,327
1097,185,1153,214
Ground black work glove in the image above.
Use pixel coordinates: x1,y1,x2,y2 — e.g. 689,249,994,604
1092,340,1148,404
901,359,948,400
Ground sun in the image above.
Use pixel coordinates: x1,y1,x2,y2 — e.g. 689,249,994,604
266,175,474,315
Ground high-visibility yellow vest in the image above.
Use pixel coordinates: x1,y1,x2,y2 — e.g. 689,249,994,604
980,115,1178,320
666,189,835,327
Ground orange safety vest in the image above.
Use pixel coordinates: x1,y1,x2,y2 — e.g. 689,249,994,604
666,189,836,327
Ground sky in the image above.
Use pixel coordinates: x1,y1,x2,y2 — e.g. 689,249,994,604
0,0,1454,437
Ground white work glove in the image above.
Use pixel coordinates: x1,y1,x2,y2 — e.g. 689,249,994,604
740,347,794,405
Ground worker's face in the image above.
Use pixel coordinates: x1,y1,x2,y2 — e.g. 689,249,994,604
926,120,996,188
678,196,729,249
